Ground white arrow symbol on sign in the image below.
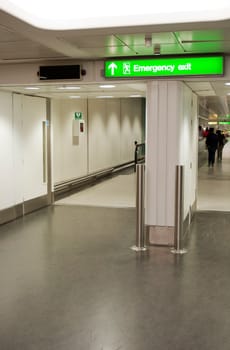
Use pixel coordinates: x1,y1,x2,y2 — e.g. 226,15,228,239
108,62,117,75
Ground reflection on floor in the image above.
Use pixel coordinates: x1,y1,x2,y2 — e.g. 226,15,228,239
197,139,230,211
1,204,230,349
1,148,230,349
55,173,136,208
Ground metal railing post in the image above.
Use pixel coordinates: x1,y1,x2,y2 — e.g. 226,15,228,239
131,163,147,251
134,150,137,172
171,165,187,254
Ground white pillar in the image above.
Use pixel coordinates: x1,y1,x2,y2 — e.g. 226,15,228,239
145,80,185,245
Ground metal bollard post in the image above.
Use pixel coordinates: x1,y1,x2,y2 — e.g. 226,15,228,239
131,164,147,252
171,165,187,255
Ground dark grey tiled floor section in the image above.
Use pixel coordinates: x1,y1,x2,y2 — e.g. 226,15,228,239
0,206,230,350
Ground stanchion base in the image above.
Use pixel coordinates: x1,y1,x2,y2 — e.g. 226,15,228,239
131,245,147,252
171,248,187,255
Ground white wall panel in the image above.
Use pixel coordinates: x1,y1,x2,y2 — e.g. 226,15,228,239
52,97,144,180
120,98,143,163
60,99,88,179
120,108,132,163
89,99,106,171
191,94,198,206
52,99,88,182
0,92,14,209
0,92,50,210
12,93,24,204
51,99,62,183
179,85,198,219
89,99,121,170
22,95,47,200
104,100,121,166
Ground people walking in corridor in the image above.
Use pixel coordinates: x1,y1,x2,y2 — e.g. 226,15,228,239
216,130,226,161
206,127,218,167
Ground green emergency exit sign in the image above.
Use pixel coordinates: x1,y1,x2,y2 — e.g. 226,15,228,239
105,55,224,78
74,112,82,120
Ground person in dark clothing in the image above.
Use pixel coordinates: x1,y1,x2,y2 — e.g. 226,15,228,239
206,127,218,167
216,130,226,161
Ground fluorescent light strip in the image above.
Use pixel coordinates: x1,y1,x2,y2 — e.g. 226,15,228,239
99,85,115,88
58,86,80,90
96,96,113,98
25,87,40,90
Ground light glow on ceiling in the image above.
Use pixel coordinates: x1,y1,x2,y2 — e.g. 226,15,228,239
96,96,113,98
0,0,229,30
99,85,115,88
24,86,40,90
58,86,80,90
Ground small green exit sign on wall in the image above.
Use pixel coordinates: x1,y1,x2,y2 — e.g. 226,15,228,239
104,55,224,78
74,112,82,120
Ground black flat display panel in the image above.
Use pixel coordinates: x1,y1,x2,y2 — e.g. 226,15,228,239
39,65,81,80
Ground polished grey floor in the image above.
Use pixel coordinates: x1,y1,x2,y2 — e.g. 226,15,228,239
0,204,230,350
197,138,230,211
1,141,230,349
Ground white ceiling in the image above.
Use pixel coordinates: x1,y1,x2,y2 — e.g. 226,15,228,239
0,82,147,99
0,8,230,117
1,0,229,30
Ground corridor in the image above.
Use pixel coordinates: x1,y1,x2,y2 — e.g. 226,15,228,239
0,140,230,349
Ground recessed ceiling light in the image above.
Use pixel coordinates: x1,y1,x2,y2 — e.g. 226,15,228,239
69,95,81,98
130,94,142,97
96,95,113,98
24,86,40,90
225,83,230,86
58,86,80,90
99,85,115,88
